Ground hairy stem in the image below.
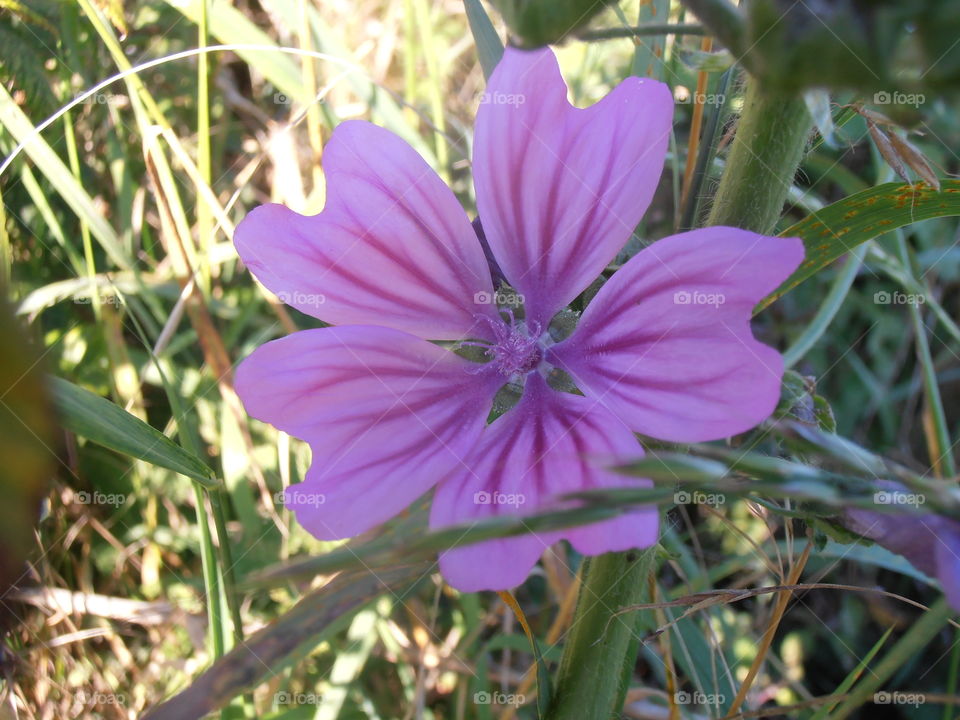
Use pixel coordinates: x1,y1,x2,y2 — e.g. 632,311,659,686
707,80,812,233
546,547,656,720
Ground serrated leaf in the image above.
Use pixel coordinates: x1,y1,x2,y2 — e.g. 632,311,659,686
51,377,217,486
758,180,960,311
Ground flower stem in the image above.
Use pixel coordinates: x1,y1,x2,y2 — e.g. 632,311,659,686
547,75,814,720
546,548,655,720
707,79,812,234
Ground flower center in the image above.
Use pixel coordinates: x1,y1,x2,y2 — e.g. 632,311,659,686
490,324,543,376
467,311,548,378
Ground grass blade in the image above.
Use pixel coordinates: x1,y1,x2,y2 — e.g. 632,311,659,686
51,376,217,486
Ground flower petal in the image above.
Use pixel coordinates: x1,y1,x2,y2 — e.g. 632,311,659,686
550,228,804,442
430,375,657,592
846,502,940,578
235,120,497,340
235,325,501,539
473,47,673,327
846,489,960,610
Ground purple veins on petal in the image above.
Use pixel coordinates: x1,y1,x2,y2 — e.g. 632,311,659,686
472,217,507,288
234,325,503,540
472,46,674,328
231,44,806,593
233,120,499,341
429,373,657,592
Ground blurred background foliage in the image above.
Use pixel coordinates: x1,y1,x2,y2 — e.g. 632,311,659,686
0,0,959,718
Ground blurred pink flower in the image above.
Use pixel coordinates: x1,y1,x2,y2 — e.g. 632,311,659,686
233,47,803,591
846,483,960,609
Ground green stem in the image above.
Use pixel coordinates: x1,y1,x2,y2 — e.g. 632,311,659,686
192,483,225,660
707,80,812,234
209,489,245,646
577,23,705,41
197,0,212,295
546,547,656,720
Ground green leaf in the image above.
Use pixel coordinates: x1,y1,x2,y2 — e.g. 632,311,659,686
758,180,960,311
51,377,217,486
628,0,670,79
464,0,504,81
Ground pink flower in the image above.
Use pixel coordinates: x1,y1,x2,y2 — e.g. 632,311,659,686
845,483,960,610
234,47,803,591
